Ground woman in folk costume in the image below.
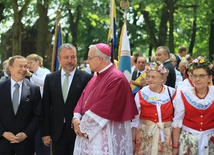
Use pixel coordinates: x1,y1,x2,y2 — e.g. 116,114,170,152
172,58,214,155
131,61,176,155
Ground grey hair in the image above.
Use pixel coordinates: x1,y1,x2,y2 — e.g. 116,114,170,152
9,55,25,67
89,45,111,60
180,59,188,66
156,46,170,58
58,43,77,56
170,53,177,62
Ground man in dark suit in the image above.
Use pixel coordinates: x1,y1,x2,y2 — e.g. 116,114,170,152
42,43,92,155
0,55,42,155
155,46,176,88
176,46,187,70
131,56,147,81
131,56,147,92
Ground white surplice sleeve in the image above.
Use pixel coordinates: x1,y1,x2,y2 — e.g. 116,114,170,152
73,113,82,120
172,89,185,128
80,110,109,140
131,92,141,128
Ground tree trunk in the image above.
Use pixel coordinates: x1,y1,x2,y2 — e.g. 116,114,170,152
0,3,5,22
36,0,49,58
148,44,153,61
209,10,214,59
141,10,158,49
11,0,31,55
158,1,169,46
68,4,82,48
168,0,175,53
189,7,197,56
12,15,22,55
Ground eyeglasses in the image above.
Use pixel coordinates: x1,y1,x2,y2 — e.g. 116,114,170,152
87,56,99,61
192,74,208,79
145,75,160,81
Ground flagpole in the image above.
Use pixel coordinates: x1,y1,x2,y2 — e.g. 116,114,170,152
51,10,61,72
118,0,132,82
108,0,117,63
118,0,130,68
120,0,130,21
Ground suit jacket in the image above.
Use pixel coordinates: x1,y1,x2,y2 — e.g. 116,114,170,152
0,78,42,153
164,60,176,88
176,55,181,70
42,69,92,142
0,72,4,79
132,70,138,81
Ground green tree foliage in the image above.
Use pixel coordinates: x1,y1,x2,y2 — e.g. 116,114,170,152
130,0,213,59
0,0,213,68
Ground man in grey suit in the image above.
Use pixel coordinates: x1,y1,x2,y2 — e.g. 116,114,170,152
42,43,92,155
0,55,42,155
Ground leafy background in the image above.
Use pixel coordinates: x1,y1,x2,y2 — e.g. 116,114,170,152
0,0,213,69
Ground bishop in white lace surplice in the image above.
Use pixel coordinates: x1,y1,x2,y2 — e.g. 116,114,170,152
74,110,133,155
73,64,138,155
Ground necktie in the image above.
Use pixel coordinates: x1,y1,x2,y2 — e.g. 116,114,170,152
13,83,20,114
62,73,70,102
137,72,141,78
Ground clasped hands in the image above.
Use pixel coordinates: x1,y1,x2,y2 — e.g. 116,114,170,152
3,132,27,143
72,118,88,139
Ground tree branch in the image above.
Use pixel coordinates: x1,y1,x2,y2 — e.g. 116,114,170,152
20,0,31,17
11,0,19,14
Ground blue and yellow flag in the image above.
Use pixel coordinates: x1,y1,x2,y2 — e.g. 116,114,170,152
54,25,62,71
51,13,62,72
118,21,131,82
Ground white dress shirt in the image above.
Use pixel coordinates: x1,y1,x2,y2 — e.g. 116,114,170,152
30,67,51,95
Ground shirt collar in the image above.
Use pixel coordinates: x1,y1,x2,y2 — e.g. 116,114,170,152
177,54,182,59
34,67,42,75
164,59,170,63
11,78,23,87
61,68,76,77
138,70,145,74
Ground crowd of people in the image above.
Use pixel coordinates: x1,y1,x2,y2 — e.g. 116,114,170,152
0,43,214,155
130,46,214,155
